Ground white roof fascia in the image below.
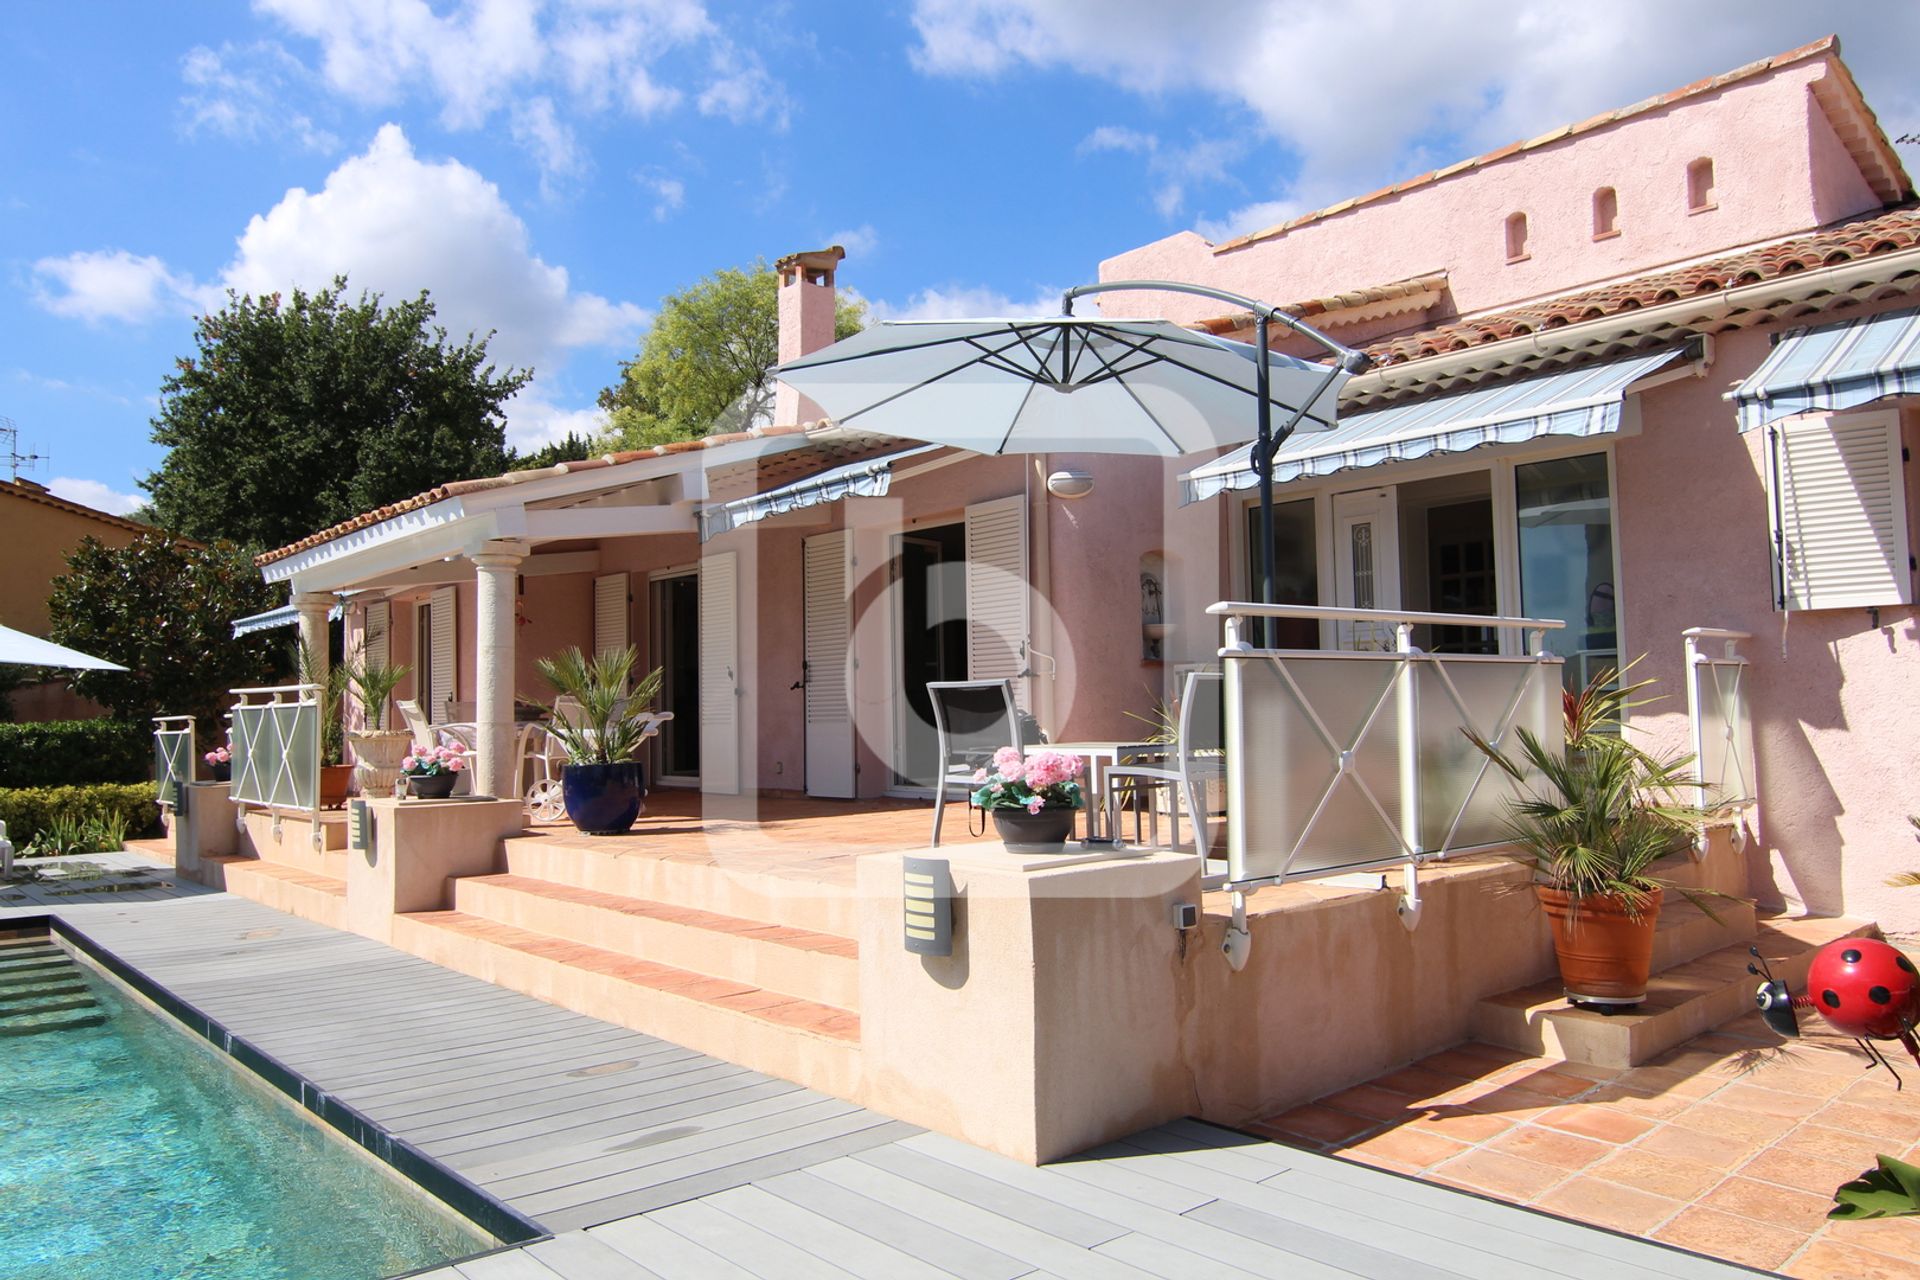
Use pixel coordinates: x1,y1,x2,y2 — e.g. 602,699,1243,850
268,498,488,592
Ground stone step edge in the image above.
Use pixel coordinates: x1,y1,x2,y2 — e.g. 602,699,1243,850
464,873,859,957
222,859,347,897
396,909,860,1044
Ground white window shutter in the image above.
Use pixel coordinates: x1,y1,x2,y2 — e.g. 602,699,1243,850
1770,412,1913,611
365,601,390,670
964,495,1030,704
429,586,457,720
593,573,630,658
698,552,740,795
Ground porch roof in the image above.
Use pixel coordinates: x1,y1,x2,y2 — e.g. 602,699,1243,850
1179,346,1688,503
698,444,943,542
1731,302,1920,430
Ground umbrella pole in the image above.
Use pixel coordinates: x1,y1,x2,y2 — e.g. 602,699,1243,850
1255,314,1276,650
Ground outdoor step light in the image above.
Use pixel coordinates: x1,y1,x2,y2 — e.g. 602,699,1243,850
902,857,953,957
1045,469,1095,499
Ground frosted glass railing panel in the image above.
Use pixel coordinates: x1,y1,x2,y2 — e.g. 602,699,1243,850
229,687,319,812
1690,659,1755,811
153,717,194,808
1414,659,1561,851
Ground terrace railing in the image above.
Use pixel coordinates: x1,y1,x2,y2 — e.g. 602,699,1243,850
228,683,322,845
153,715,195,811
1684,628,1758,853
1207,601,1564,955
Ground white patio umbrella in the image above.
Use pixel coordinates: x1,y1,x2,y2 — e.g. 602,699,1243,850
778,279,1370,614
0,623,127,671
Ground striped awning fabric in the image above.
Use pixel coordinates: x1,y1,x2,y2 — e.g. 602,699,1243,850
231,602,341,638
698,444,941,542
1180,347,1686,504
1732,304,1920,432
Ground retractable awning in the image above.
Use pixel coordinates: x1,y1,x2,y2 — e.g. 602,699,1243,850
1732,304,1920,432
0,623,126,671
1180,347,1688,504
698,445,942,542
231,602,341,638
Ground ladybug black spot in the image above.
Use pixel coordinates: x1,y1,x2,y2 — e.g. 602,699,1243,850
1843,949,1863,964
1822,989,1842,1009
1899,955,1917,975
1870,986,1892,1005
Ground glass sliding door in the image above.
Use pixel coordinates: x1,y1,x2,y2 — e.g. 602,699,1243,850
649,572,701,782
1243,498,1320,648
1515,453,1617,691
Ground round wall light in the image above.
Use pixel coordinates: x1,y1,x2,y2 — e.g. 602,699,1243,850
1046,469,1095,499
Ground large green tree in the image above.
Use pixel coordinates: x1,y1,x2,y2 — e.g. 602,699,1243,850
597,260,864,450
144,277,532,551
48,534,284,729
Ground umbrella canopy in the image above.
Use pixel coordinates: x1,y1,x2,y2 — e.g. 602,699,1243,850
776,316,1351,457
0,623,126,671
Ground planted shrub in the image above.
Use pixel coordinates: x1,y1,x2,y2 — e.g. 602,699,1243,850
0,720,151,788
0,783,160,847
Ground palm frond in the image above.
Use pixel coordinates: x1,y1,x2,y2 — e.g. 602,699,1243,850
534,646,664,765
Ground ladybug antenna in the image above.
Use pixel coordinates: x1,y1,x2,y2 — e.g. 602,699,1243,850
1747,945,1779,984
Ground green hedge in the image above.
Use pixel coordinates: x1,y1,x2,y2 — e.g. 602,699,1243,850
0,720,152,788
0,784,161,847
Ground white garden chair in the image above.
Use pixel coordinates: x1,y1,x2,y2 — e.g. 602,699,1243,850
1102,670,1225,861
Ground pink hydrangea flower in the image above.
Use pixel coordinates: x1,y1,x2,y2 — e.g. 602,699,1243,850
447,757,464,772
992,746,1023,771
401,755,417,771
1025,797,1045,814
971,768,988,783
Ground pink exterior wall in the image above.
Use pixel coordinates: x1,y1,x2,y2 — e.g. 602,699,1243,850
1616,312,1920,931
1099,59,1879,326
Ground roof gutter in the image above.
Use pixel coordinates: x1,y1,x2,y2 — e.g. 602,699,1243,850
1348,244,1920,398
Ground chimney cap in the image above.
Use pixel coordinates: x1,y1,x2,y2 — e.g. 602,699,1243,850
776,246,845,285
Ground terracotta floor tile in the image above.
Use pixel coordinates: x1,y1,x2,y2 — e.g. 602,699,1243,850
1653,1206,1803,1271
1589,1147,1727,1201
1499,1066,1600,1100
1338,1149,1425,1177
1814,1101,1920,1142
1485,1123,1611,1171
1740,1145,1872,1196
1615,1063,1733,1098
1670,1101,1803,1147
1774,1123,1892,1169
1418,1044,1528,1082
1403,1106,1519,1146
1637,1120,1764,1168
1430,1148,1568,1201
1453,1082,1566,1121
1536,1105,1656,1146
1320,1083,1427,1124
1824,1213,1920,1259
1532,1176,1684,1233
1258,1104,1380,1147
1737,1063,1862,1100
1580,1082,1699,1121
1786,1239,1920,1280
1837,1076,1920,1112
1371,1065,1470,1101
1700,1175,1834,1232
1339,1125,1471,1171
1715,1081,1830,1119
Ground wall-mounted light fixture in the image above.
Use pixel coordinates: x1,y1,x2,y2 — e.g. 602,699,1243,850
1046,469,1095,499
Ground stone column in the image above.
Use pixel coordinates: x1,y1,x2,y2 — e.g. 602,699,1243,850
471,541,527,800
293,591,336,693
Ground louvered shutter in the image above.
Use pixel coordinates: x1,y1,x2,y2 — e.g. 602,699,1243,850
428,586,457,721
1770,411,1913,611
964,495,1030,705
593,573,630,658
802,531,855,797
698,552,740,795
365,601,390,670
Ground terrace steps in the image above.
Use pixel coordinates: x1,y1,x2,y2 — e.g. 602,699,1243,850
450,873,861,1012
1471,911,1875,1068
240,810,350,877
219,858,348,931
0,944,103,1038
390,909,863,1102
500,834,858,939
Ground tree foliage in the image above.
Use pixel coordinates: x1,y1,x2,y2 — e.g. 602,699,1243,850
506,431,596,471
47,534,284,729
144,277,531,551
597,261,864,450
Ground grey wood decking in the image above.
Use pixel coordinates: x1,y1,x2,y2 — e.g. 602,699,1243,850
7,885,1761,1279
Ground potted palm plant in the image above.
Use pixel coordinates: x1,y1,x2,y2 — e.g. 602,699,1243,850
299,643,355,809
341,653,412,796
536,646,664,836
1470,664,1721,1006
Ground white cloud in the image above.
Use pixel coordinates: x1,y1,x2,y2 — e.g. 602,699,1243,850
48,477,144,516
29,250,205,324
638,171,686,221
1077,124,1154,156
1194,197,1304,245
869,282,1065,322
179,41,340,153
913,2,1920,216
12,369,134,406
511,96,588,196
827,224,880,258
1075,125,1243,218
502,392,607,451
697,46,789,128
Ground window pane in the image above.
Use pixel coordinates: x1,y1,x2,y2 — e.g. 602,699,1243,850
1516,453,1616,691
1245,498,1319,648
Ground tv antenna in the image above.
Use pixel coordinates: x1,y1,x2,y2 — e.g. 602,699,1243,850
1,418,48,482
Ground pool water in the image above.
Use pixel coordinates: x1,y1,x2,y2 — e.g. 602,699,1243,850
0,940,491,1280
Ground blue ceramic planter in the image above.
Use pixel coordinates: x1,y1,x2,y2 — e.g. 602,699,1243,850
561,761,645,835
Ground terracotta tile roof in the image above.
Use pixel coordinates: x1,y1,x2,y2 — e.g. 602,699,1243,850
0,477,167,539
1212,37,1910,254
254,423,822,567
1192,272,1449,335
1359,203,1920,368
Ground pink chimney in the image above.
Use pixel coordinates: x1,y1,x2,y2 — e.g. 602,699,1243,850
773,245,844,427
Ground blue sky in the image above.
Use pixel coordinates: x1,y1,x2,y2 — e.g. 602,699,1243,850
5,2,1917,515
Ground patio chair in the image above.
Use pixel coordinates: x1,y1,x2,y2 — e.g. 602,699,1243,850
1103,669,1224,861
926,679,1026,846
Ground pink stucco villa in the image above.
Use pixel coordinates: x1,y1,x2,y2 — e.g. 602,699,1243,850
175,36,1920,1164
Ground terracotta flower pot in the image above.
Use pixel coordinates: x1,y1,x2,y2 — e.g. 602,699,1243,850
1536,884,1664,1005
319,764,355,809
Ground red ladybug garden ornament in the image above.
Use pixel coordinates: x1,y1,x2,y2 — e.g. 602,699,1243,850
1752,938,1920,1085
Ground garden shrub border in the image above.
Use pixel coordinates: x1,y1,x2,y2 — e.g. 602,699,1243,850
0,783,161,847
0,720,151,788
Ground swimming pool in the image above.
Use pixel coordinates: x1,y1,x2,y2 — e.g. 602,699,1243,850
0,938,493,1280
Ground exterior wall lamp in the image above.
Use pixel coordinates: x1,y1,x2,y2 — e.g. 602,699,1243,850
1045,470,1095,499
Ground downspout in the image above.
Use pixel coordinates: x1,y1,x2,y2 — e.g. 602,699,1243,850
1029,456,1058,734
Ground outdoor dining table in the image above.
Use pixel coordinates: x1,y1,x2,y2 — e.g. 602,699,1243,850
1046,741,1163,843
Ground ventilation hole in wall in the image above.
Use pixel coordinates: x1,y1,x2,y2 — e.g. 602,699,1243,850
1592,186,1619,239
1504,211,1530,262
1687,157,1716,212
